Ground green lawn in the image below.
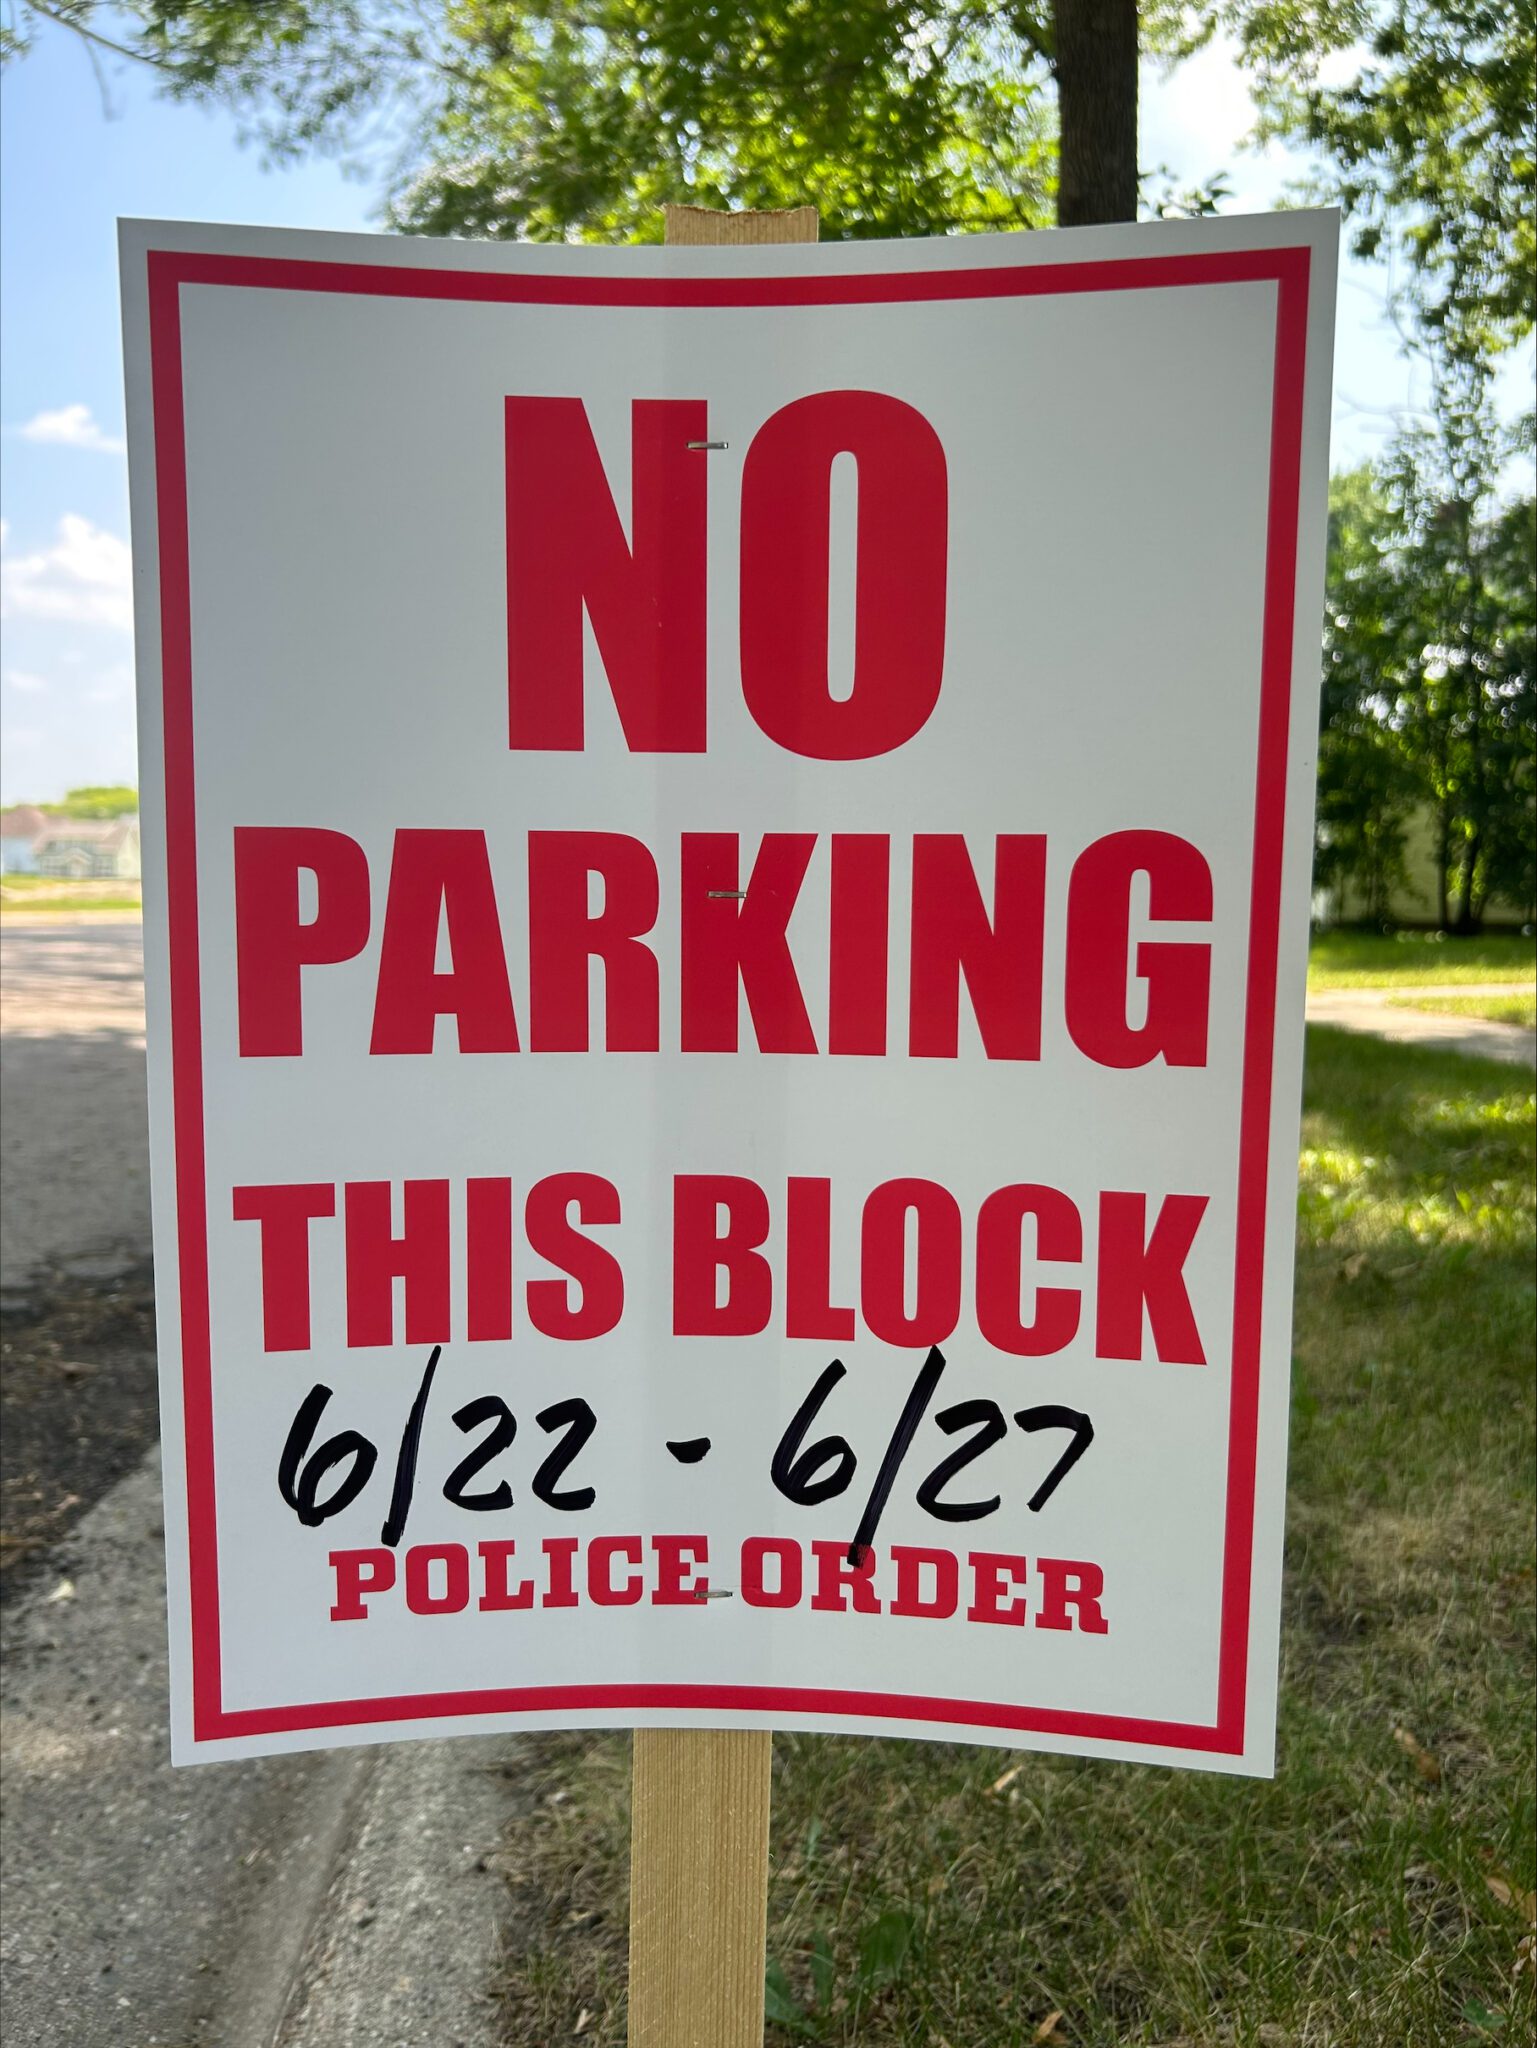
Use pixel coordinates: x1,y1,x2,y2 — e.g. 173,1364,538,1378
1389,993,1537,1031
1309,929,1536,991
495,1028,1537,2048
0,876,142,915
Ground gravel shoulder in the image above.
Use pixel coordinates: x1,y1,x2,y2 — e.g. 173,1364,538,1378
2,920,159,1593
0,1264,158,1602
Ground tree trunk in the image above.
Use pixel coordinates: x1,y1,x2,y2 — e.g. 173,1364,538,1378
1455,513,1487,936
1454,828,1482,934
1054,0,1139,226
1437,807,1451,932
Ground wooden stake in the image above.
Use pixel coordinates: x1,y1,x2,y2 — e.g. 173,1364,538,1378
625,198,817,2048
627,1728,774,2046
662,202,819,246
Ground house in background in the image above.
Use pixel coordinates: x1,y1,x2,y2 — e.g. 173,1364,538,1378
1321,804,1533,931
0,805,49,874
30,816,141,881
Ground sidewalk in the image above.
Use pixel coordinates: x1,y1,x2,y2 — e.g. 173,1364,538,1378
1305,982,1536,1067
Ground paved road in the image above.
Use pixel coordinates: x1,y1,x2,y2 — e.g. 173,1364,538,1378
0,920,151,1297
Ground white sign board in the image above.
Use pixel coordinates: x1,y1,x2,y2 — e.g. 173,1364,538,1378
122,212,1336,1771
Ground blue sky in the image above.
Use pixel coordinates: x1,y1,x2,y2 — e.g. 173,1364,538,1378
1,17,375,804
1,15,1529,804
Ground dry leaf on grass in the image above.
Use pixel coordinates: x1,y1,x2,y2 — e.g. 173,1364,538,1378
1487,1874,1537,1923
1392,1725,1442,1783
573,2008,593,2035
990,1762,1024,1795
1033,2012,1064,2043
1342,1250,1369,1281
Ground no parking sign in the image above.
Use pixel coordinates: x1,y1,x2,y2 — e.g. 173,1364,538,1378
122,211,1336,1769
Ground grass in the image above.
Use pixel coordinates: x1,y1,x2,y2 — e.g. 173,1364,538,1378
1308,930,1535,991
0,875,141,915
494,1028,1536,2048
1389,994,1537,1031
0,897,143,915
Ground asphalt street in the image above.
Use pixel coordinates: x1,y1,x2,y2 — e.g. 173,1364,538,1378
0,918,152,1298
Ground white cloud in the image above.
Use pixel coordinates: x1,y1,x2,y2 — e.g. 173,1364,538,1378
0,515,134,633
3,669,49,694
15,403,125,455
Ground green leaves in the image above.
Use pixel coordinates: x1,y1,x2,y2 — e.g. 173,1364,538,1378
1229,0,1535,364
766,1909,916,2036
1318,428,1536,931
385,1,1058,243
10,0,1060,239
764,1959,818,2035
857,1907,915,1988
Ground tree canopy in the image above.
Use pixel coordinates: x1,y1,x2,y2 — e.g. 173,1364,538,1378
8,3,1534,347
1321,434,1535,930
43,784,141,819
1231,1,1535,363
4,2,1215,237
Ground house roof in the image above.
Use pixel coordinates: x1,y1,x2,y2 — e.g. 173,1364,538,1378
32,817,140,851
0,805,49,839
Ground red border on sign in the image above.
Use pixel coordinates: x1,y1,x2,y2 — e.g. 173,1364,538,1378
146,241,1311,1754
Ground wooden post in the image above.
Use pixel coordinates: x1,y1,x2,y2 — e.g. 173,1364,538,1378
627,1728,774,2047
662,203,818,247
626,200,817,2048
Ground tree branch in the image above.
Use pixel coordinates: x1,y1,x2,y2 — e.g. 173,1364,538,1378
24,0,174,71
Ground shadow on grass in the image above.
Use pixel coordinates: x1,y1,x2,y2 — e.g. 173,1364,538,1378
1297,1026,1533,1336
